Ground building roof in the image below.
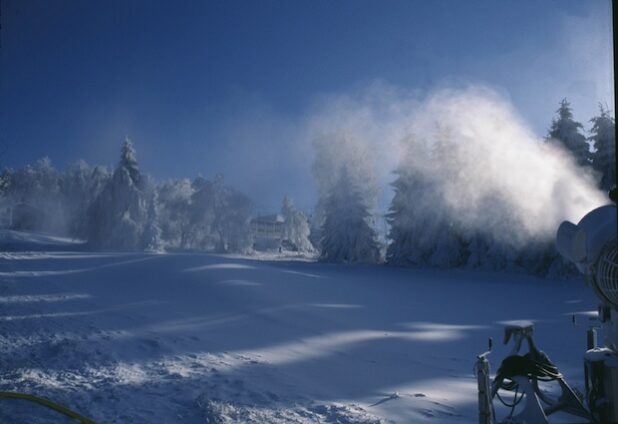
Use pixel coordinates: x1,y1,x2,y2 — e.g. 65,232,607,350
251,214,284,224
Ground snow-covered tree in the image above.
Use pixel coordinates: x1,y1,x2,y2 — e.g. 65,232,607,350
157,178,194,249
387,129,468,268
0,158,65,232
280,195,313,252
311,130,378,251
426,134,467,267
87,138,150,250
386,169,466,268
386,168,424,265
589,104,616,192
211,175,253,253
188,176,221,250
547,99,590,167
120,137,141,185
187,174,253,253
141,190,164,252
320,167,380,263
62,160,92,237
62,160,110,238
0,169,10,221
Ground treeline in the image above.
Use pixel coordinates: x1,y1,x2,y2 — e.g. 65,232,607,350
0,99,614,277
316,100,615,277
547,100,615,191
0,140,312,253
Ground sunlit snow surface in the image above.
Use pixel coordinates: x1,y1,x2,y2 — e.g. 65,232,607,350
0,232,598,423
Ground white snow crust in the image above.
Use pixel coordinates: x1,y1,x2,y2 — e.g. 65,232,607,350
0,231,598,423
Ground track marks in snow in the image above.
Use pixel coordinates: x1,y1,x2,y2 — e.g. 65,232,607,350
0,292,91,303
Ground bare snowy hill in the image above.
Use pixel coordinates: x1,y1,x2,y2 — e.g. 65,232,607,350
0,232,597,423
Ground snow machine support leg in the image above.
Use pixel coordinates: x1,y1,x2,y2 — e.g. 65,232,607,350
477,322,593,423
476,351,495,424
509,376,548,424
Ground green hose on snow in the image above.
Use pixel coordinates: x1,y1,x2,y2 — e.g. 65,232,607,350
0,391,95,423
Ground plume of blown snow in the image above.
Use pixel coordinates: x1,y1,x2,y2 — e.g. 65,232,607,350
401,86,607,246
308,81,418,208
307,83,607,247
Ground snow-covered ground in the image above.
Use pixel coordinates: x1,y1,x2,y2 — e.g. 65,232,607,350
0,232,598,423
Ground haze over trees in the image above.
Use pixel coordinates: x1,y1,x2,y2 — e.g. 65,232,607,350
187,174,253,253
385,139,568,276
0,97,613,276
385,98,612,277
546,99,591,167
386,166,430,266
0,140,256,254
589,104,616,192
310,131,378,251
280,196,313,253
320,167,380,264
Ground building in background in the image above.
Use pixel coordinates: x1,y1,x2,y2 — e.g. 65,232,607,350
251,214,285,251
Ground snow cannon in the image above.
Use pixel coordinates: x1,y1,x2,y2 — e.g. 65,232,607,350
475,321,589,424
556,203,618,423
556,204,618,322
475,203,618,424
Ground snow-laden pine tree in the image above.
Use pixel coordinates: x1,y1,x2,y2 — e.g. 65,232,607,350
87,138,150,250
1,157,65,232
386,168,426,265
547,99,590,167
120,137,141,186
215,184,253,253
387,173,464,268
187,176,217,250
280,195,313,252
430,222,465,268
157,178,194,249
589,104,616,192
426,133,467,268
310,131,378,254
141,190,164,252
62,160,92,238
386,131,467,268
62,160,111,239
320,167,380,263
187,174,253,253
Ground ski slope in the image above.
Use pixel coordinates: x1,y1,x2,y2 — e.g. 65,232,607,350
0,233,598,423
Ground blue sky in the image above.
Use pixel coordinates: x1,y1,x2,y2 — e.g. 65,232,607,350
0,0,613,211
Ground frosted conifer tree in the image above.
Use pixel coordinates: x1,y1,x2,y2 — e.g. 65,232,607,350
188,177,217,250
187,174,252,253
142,190,164,252
386,168,425,265
120,137,141,185
1,158,64,232
320,167,380,263
589,104,616,192
386,136,455,267
87,138,149,250
310,131,378,253
426,134,466,267
157,178,194,249
547,99,590,167
62,160,111,238
280,195,313,252
430,222,465,268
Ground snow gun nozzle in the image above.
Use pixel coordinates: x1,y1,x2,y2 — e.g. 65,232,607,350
503,322,534,345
